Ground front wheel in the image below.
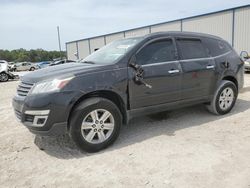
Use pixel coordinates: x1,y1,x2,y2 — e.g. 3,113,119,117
206,80,238,115
29,67,35,71
69,97,122,152
0,73,9,82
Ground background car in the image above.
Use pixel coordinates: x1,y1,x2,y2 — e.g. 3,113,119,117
0,60,17,82
240,51,250,72
13,62,38,71
8,63,16,71
244,58,250,72
49,59,75,66
37,61,51,69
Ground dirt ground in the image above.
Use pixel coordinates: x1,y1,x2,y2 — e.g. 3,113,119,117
1,74,250,188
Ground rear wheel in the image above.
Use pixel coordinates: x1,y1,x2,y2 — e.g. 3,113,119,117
69,97,122,152
206,80,237,115
0,73,9,82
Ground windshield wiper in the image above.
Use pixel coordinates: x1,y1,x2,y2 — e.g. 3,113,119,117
81,60,95,64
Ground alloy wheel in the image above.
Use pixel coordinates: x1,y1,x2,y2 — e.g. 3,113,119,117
81,109,115,144
219,87,234,110
0,73,8,82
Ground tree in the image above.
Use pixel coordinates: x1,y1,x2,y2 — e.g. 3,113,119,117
0,49,66,62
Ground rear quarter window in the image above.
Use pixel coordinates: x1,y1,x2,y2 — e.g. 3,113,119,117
203,38,232,57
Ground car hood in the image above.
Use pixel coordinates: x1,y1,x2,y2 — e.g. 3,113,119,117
21,62,111,83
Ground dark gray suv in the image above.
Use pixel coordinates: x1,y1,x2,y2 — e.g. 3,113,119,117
12,32,244,152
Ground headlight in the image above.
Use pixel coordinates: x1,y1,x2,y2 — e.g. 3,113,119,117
30,76,74,95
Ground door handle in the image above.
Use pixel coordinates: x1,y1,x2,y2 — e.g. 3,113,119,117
206,65,215,69
168,69,180,74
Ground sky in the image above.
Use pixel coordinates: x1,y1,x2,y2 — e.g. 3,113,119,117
0,0,249,51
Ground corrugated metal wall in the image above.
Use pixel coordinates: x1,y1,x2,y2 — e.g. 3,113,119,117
77,40,89,60
234,6,250,53
66,5,250,60
125,27,150,38
183,11,233,44
89,37,105,53
66,42,78,61
105,32,124,44
151,21,181,32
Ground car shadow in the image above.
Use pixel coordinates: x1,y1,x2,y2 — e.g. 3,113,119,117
34,98,250,159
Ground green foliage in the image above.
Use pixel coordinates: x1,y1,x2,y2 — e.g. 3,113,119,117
0,49,66,62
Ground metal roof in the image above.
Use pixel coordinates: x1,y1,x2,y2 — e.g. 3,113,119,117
66,4,250,44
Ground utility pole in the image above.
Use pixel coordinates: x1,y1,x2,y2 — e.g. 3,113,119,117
57,26,62,59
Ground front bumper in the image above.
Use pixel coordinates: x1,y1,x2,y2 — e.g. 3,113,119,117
28,122,67,136
12,91,79,136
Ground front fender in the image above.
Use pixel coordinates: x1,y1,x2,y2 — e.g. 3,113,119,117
67,68,128,104
64,68,128,125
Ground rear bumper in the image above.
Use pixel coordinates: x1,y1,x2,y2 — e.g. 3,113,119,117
238,65,244,91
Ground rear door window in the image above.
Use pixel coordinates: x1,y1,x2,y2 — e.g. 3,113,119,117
176,38,208,60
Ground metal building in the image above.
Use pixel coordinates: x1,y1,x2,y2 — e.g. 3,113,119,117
66,5,250,61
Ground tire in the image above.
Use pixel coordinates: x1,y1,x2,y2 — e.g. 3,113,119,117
206,80,238,115
69,97,122,152
0,73,9,82
30,67,35,71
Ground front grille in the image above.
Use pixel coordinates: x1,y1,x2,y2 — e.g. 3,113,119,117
14,110,22,120
17,82,34,97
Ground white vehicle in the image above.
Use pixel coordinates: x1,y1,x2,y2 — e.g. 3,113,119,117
0,60,17,82
13,62,37,71
244,58,250,72
240,51,250,72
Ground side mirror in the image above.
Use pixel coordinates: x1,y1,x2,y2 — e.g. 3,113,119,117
129,56,144,71
129,56,143,73
129,55,152,89
240,51,249,60
129,55,137,68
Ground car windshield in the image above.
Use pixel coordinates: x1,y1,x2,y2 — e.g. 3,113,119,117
81,37,143,64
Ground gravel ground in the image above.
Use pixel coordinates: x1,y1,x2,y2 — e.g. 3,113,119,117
1,74,250,188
